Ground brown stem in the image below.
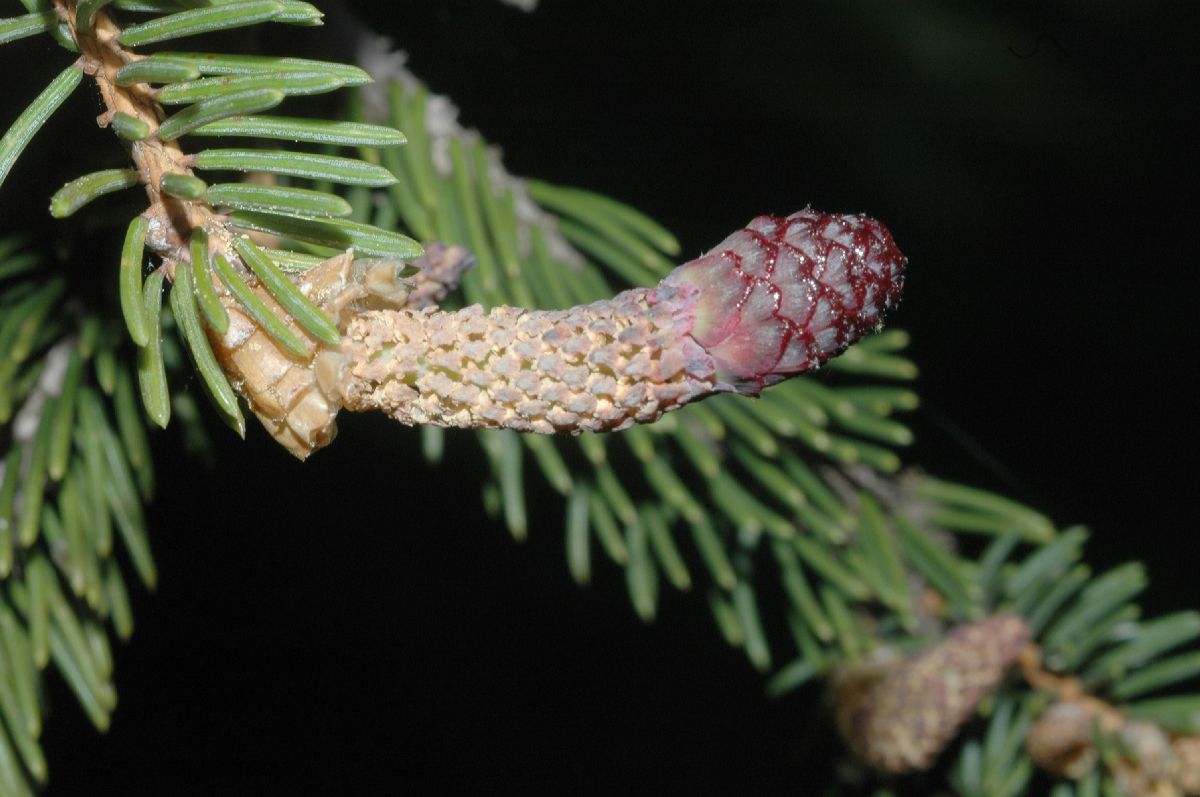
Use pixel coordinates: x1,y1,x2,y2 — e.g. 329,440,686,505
1019,642,1127,731
53,0,234,268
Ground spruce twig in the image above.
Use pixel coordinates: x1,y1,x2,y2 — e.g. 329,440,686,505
0,4,1196,795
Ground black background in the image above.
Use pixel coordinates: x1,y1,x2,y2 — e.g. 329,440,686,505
1,1,1196,793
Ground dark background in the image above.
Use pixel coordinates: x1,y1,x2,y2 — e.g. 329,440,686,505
1,1,1195,793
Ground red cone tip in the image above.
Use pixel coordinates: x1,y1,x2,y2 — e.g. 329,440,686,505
663,210,905,393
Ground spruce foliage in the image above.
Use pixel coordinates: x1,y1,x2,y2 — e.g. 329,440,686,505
0,3,1196,795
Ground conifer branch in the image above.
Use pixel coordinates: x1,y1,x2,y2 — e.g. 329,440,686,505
0,4,1196,795
57,0,220,257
